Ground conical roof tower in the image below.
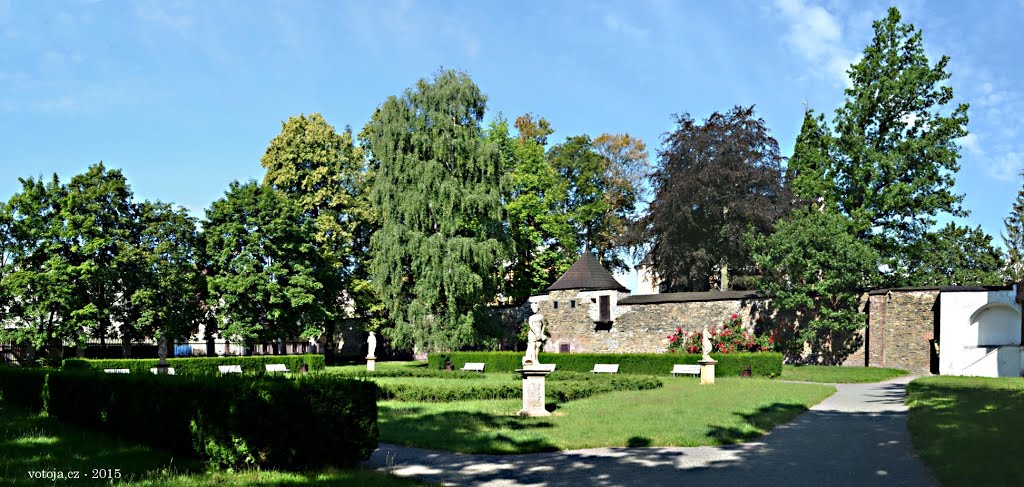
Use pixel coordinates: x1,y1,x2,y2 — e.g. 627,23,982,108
546,251,628,293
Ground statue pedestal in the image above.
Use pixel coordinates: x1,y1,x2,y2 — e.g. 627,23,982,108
153,363,171,375
516,364,556,417
366,355,376,372
699,359,717,385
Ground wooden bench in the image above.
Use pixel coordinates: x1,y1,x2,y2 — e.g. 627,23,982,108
461,362,485,373
149,367,176,375
265,363,289,373
103,369,130,374
218,365,243,374
671,364,701,377
592,363,619,374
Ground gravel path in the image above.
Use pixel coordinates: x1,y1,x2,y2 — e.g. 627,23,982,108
365,375,938,486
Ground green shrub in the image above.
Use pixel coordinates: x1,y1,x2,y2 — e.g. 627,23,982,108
0,367,49,412
332,368,490,380
375,374,662,402
0,367,377,470
61,354,325,376
429,351,782,377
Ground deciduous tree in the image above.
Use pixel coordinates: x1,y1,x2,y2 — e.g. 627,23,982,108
642,105,790,291
362,69,506,352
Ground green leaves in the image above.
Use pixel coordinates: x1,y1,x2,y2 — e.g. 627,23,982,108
204,181,326,346
364,69,506,352
749,209,878,363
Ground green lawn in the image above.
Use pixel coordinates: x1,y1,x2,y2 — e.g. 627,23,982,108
906,376,1024,487
0,401,424,487
379,377,834,453
781,365,908,383
327,361,429,374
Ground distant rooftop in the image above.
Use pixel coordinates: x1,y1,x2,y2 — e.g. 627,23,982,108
546,252,629,293
619,290,763,305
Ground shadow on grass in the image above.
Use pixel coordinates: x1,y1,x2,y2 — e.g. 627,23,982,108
0,401,204,487
378,404,559,454
906,377,1024,487
705,403,809,444
370,381,938,487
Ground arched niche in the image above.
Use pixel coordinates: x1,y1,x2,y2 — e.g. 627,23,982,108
969,303,1021,347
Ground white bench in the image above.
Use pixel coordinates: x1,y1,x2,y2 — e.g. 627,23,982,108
592,363,619,374
672,364,701,377
265,363,289,373
103,369,130,374
149,367,176,375
218,365,243,374
461,362,485,372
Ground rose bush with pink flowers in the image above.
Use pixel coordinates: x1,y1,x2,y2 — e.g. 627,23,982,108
665,314,771,354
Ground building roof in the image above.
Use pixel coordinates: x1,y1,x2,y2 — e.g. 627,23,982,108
867,285,1013,296
619,290,763,305
546,252,629,292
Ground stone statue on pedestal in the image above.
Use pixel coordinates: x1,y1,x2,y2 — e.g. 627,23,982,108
523,302,545,367
158,333,168,366
367,331,377,359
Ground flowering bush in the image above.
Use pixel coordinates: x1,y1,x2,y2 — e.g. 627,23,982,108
665,314,771,354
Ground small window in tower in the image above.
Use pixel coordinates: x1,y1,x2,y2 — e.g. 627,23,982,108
570,300,576,309
553,301,559,309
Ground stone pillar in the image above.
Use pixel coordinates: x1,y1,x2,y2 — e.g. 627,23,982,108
366,356,376,372
699,358,717,385
517,365,556,417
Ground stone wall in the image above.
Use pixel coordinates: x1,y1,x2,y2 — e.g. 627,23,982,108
866,290,938,373
539,290,767,354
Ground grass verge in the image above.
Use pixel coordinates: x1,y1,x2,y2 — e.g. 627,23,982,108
781,365,908,383
0,401,424,486
906,376,1024,487
379,377,834,453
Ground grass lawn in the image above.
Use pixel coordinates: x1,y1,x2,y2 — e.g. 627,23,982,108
781,365,908,383
379,377,834,454
326,361,429,374
0,401,425,487
906,376,1024,487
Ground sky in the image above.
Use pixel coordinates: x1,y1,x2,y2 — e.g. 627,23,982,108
1,0,1023,290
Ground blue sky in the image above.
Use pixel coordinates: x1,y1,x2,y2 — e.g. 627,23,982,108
1,0,1022,274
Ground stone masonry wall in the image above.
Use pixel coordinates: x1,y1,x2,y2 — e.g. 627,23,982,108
541,291,768,354
867,290,938,373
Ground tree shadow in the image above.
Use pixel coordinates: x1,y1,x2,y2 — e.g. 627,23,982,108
377,404,560,454
705,402,809,444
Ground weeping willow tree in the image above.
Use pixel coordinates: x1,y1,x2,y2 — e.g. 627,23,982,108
362,69,506,352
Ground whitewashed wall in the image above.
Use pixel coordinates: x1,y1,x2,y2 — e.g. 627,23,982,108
939,288,1023,377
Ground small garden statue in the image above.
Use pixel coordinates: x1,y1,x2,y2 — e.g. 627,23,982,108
701,325,712,362
523,301,545,367
367,331,377,359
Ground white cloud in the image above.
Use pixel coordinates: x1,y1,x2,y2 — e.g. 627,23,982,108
989,152,1024,182
958,133,982,155
135,2,192,36
603,14,649,41
774,0,856,87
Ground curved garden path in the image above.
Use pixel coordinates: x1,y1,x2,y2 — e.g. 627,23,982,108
365,374,938,486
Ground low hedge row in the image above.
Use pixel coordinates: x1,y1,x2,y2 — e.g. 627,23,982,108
375,374,662,402
0,367,377,470
62,354,326,376
429,351,783,378
331,368,490,380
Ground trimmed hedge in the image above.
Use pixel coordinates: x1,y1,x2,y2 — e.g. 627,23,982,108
429,351,783,378
62,354,325,376
331,368,490,380
374,374,662,402
0,367,377,470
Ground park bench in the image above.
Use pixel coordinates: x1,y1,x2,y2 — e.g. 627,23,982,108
265,363,289,373
103,369,130,374
671,364,701,377
592,363,619,374
461,362,486,372
149,367,176,375
218,365,243,375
